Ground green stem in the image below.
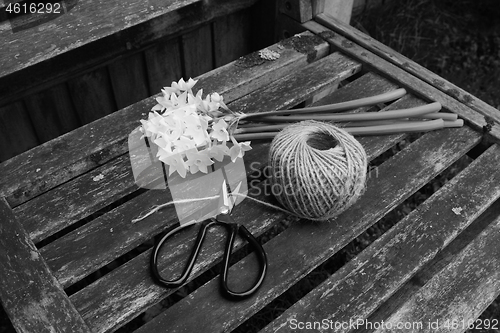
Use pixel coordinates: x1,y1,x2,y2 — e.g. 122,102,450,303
239,88,407,120
417,112,457,121
234,118,461,141
237,102,441,127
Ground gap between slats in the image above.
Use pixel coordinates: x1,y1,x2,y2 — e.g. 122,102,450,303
0,30,329,209
68,86,478,332
132,119,483,333
259,143,500,333
35,51,362,292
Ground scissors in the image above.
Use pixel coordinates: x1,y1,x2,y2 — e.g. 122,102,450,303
150,179,268,300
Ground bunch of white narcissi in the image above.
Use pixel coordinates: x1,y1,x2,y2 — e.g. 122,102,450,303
139,78,251,178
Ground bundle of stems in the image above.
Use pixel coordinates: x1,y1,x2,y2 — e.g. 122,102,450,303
233,89,463,141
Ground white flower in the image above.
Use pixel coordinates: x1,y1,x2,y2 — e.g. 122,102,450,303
186,149,214,174
159,151,188,178
162,78,198,95
211,119,229,141
229,138,252,162
138,78,252,178
208,143,229,162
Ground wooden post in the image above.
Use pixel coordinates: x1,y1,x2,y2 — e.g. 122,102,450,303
277,0,354,24
275,0,354,103
276,0,354,41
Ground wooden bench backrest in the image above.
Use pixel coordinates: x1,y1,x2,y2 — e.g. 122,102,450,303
0,0,270,162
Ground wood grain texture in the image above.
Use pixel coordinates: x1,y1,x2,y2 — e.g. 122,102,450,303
67,67,117,124
69,88,427,332
108,52,150,110
23,83,81,143
181,23,214,78
262,143,500,333
14,154,136,243
144,37,183,94
213,9,252,67
364,198,500,332
35,51,360,292
228,51,362,115
315,13,500,128
278,0,314,23
0,30,328,208
375,196,500,332
0,101,39,162
0,0,259,107
303,18,500,141
60,56,364,332
0,198,91,333
133,110,482,333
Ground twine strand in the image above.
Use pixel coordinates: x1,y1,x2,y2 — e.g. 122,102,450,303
132,121,367,224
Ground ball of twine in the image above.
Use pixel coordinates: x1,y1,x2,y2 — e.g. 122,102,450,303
268,120,367,221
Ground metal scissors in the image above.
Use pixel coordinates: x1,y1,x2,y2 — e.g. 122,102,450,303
150,179,268,300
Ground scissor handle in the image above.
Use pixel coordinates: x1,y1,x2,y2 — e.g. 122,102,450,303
220,223,268,300
150,219,267,300
150,219,216,288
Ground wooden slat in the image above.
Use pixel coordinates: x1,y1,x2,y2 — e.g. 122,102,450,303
108,52,150,109
63,52,363,333
302,18,500,141
132,114,482,333
182,24,214,78
14,154,136,243
213,9,252,67
0,30,329,208
0,101,39,162
24,83,81,143
0,198,91,333
375,203,500,333
69,95,435,332
228,51,361,114
144,37,183,94
67,67,117,124
315,13,500,129
0,0,259,107
37,51,361,291
364,198,500,331
262,144,500,333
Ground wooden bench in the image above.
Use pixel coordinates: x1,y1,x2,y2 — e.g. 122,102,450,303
2,1,500,332
0,0,273,162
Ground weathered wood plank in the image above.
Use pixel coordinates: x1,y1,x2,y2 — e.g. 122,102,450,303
66,64,388,333
144,37,183,94
131,117,483,333
278,0,314,23
315,13,500,129
68,94,441,333
213,9,252,67
0,198,91,333
108,52,150,110
0,0,259,107
23,83,81,143
182,24,214,78
37,51,361,290
228,51,361,114
0,101,39,162
364,198,500,330
14,154,136,243
0,31,329,208
261,144,500,333
302,18,500,141
374,198,500,333
67,67,117,124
